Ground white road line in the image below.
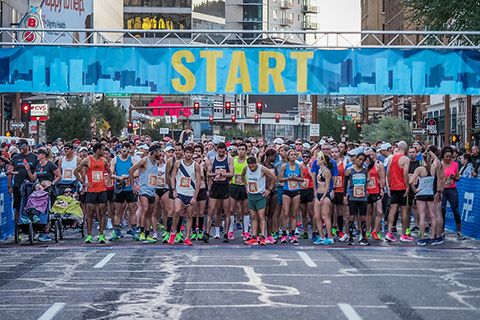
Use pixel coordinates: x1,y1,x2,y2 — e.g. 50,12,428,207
297,251,317,267
93,253,116,269
338,303,363,320
38,303,65,320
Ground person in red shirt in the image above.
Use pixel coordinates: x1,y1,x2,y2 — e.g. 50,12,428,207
299,150,315,240
331,146,348,241
385,141,411,243
365,147,385,241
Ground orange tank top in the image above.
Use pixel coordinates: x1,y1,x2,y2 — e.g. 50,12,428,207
87,156,107,193
389,154,406,191
367,164,380,194
334,161,345,193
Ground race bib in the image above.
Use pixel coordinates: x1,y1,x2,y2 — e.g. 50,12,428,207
105,177,113,188
445,178,453,187
92,171,103,182
367,177,376,189
334,176,342,188
234,174,244,185
64,169,73,179
157,176,165,187
215,169,226,181
148,174,157,187
301,179,310,189
353,185,366,197
248,181,259,193
180,177,191,188
287,180,299,190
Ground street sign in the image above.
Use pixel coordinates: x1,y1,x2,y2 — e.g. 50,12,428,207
11,122,25,129
29,121,38,134
106,93,132,98
412,128,427,135
310,124,320,137
31,103,49,117
426,118,438,135
336,115,352,121
159,128,169,134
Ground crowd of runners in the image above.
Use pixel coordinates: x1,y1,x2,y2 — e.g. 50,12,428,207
3,132,477,246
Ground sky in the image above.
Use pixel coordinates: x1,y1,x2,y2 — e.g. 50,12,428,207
316,0,361,46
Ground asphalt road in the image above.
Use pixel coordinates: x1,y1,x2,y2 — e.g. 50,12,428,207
0,230,479,320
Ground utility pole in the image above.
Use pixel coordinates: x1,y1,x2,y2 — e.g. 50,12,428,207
444,95,451,147
311,95,318,142
466,95,472,149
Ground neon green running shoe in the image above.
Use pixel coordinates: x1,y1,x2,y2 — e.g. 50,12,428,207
175,232,184,243
366,231,371,239
406,227,411,236
190,232,197,241
139,231,146,242
84,235,93,244
109,230,120,241
162,232,170,243
143,236,157,244
98,234,107,244
332,227,337,235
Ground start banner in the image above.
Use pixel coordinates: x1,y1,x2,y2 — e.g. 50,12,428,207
0,47,480,95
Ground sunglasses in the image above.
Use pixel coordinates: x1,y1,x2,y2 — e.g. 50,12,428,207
295,143,302,145
64,190,72,193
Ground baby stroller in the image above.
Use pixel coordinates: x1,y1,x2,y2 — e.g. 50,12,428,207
14,181,50,245
50,181,84,241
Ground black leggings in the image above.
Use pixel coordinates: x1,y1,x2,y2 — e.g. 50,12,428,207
441,187,461,230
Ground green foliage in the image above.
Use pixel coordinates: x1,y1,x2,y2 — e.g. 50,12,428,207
317,108,360,142
220,127,261,140
46,98,93,142
92,98,126,136
362,116,413,144
402,0,480,31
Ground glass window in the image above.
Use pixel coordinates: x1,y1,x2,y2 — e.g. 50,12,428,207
273,10,278,20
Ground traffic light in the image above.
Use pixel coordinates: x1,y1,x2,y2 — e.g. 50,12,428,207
193,102,200,115
231,115,237,124
3,99,12,120
254,114,260,124
256,101,263,115
403,102,412,122
275,114,280,123
21,102,31,122
452,134,461,143
300,113,305,123
127,121,133,133
209,115,214,125
225,101,231,115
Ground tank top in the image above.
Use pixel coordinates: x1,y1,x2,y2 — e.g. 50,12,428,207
114,156,133,191
348,167,368,202
157,162,167,189
86,156,107,193
284,162,301,191
300,165,314,190
417,169,436,197
61,155,77,182
367,163,380,195
246,164,266,194
231,156,248,185
389,153,407,191
316,167,327,193
176,160,196,197
139,157,158,197
334,161,345,193
443,161,458,189
212,155,230,185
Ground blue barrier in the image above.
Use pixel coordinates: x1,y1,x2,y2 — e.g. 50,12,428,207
0,175,13,240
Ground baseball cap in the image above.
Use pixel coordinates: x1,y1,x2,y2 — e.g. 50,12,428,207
149,144,160,153
51,146,60,155
273,138,284,145
379,143,392,151
164,145,174,152
302,142,311,150
138,144,149,150
78,146,88,153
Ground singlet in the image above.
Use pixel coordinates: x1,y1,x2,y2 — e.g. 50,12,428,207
334,161,345,193
283,162,301,191
316,167,327,193
367,163,381,195
443,161,458,189
157,162,167,189
416,169,436,197
389,153,407,191
61,155,77,182
138,157,158,197
212,155,230,185
115,156,133,191
246,164,266,195
176,160,196,197
347,167,368,202
300,165,314,190
231,156,248,186
86,156,107,193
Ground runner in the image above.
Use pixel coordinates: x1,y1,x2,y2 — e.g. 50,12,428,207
243,156,277,246
331,146,348,242
57,143,81,185
163,143,184,243
154,148,169,240
365,147,385,241
407,146,422,235
299,150,315,240
261,148,278,244
192,144,208,241
170,145,201,246
74,143,111,244
229,143,249,241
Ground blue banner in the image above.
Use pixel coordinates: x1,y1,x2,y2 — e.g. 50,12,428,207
445,178,480,240
1,47,480,94
0,176,13,240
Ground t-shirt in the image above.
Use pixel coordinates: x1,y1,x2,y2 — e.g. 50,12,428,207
35,161,58,183
11,153,38,187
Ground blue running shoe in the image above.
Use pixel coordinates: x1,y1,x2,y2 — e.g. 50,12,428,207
313,237,325,245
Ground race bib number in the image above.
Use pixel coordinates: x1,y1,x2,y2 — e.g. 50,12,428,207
64,169,73,179
248,181,259,193
353,185,366,197
334,176,342,188
234,174,244,185
301,179,310,189
105,177,113,188
367,177,376,189
92,171,103,182
287,180,299,190
180,177,191,188
157,176,165,187
148,175,157,187
445,178,453,187
215,169,226,181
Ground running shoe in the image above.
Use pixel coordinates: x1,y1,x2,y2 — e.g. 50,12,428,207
302,232,309,239
366,231,371,239
371,231,380,241
214,234,221,240
313,237,324,245
98,234,107,244
260,237,266,246
243,232,252,240
385,232,397,242
399,234,414,243
152,232,158,240
430,236,444,246
228,231,234,241
197,231,204,241
184,238,193,246
139,232,146,242
38,234,52,242
223,234,230,243
157,223,164,231
266,236,277,244
425,226,431,234
457,231,466,240
162,232,170,243
290,235,299,246
32,215,40,224
322,238,334,245
109,230,120,241
175,233,184,243
201,233,209,243
280,235,288,244
244,237,259,246
271,232,279,240
143,236,157,244
411,226,420,233
126,229,136,237
359,238,370,246
311,233,318,242
406,227,411,236
294,227,301,236
168,233,176,245
331,227,337,235
84,235,93,244
347,237,354,246
190,232,197,241
416,239,428,246
338,232,348,242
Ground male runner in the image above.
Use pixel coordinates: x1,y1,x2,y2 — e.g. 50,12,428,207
229,143,249,241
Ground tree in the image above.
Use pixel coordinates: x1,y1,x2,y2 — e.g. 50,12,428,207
93,98,126,137
361,116,414,144
402,0,480,31
46,98,93,142
317,108,360,142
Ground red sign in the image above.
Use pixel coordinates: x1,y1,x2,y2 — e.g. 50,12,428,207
147,96,192,118
31,116,48,121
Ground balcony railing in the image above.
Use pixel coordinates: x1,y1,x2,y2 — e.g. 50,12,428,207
280,0,294,9
280,17,293,26
302,21,318,30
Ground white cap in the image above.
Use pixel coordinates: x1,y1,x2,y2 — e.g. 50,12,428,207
379,143,392,151
51,146,59,155
164,145,174,152
8,146,19,154
302,142,311,149
273,138,284,145
138,144,149,150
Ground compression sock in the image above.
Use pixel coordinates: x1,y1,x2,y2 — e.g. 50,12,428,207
198,216,204,231
338,216,344,234
229,215,235,233
177,217,183,233
361,221,367,238
243,215,251,233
